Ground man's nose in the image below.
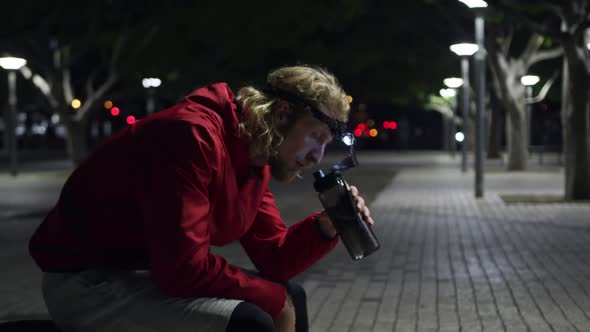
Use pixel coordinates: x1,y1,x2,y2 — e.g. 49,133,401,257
306,144,325,165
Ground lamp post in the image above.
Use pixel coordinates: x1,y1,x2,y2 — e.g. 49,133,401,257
440,88,457,155
142,77,161,115
443,78,464,158
450,43,478,173
0,56,27,176
521,75,540,149
458,0,487,198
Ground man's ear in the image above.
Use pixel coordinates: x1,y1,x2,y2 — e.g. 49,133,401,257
274,100,291,126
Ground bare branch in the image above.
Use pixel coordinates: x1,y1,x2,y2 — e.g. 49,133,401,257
62,67,74,104
521,34,544,63
85,70,99,98
123,25,160,63
502,27,514,56
526,70,560,103
529,47,564,65
75,73,118,122
109,32,129,71
573,19,590,39
546,3,565,20
495,0,563,40
26,71,59,109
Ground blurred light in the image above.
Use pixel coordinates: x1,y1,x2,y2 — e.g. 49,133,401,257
32,124,47,135
51,114,60,125
0,56,27,70
521,75,540,86
142,77,162,88
369,129,378,137
450,43,479,56
16,125,26,136
342,133,354,146
55,125,66,138
367,119,375,127
357,123,367,131
103,121,112,136
455,132,465,142
353,128,362,137
444,77,464,88
383,121,390,129
587,43,590,50
104,100,113,109
440,88,457,98
390,121,398,130
71,99,82,109
17,112,27,122
126,115,136,125
345,95,353,104
111,107,120,116
458,0,488,8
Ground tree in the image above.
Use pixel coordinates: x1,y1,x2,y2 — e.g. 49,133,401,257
492,0,590,199
0,1,160,164
486,24,562,170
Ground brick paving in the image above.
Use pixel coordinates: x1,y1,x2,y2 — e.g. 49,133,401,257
298,164,590,332
2,152,590,332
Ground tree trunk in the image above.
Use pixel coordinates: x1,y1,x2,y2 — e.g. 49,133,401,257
506,103,528,170
564,58,590,200
487,89,503,158
64,118,89,166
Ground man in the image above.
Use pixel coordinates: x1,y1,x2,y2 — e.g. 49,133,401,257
30,65,374,332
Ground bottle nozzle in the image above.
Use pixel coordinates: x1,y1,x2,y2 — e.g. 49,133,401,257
313,170,325,180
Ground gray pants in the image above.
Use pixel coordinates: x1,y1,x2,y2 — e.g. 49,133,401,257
42,269,242,332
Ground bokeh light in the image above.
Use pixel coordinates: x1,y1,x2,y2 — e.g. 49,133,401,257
71,99,82,109
455,132,465,142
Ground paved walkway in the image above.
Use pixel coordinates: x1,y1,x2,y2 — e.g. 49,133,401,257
1,152,590,332
297,156,590,332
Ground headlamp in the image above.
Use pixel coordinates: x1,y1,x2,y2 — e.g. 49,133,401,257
262,86,347,139
262,85,358,171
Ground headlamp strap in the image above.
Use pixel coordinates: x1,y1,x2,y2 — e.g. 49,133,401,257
262,85,346,138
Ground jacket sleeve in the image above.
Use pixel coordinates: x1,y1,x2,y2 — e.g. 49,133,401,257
138,123,286,319
240,188,339,282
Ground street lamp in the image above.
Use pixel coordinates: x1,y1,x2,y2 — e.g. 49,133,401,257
450,43,478,173
443,77,464,157
439,88,457,98
440,87,459,156
521,75,540,148
0,56,27,176
444,77,464,89
458,0,487,198
458,0,488,8
142,77,161,115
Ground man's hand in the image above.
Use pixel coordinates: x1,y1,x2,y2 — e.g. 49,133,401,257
317,185,374,238
274,294,295,332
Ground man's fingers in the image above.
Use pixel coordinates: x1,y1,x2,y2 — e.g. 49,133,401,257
350,185,359,196
355,196,365,209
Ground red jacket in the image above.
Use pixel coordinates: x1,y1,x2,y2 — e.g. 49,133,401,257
29,83,338,318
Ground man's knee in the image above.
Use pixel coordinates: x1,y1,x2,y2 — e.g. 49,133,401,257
225,302,274,332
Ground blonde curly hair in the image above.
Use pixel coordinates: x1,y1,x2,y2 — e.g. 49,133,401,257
236,65,350,161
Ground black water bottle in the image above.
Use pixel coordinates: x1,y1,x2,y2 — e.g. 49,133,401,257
313,170,380,260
